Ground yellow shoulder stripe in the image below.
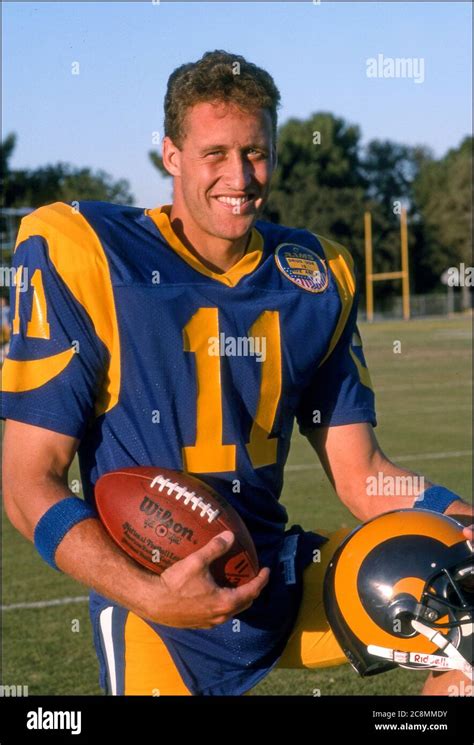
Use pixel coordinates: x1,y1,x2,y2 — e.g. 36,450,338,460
314,234,356,367
11,202,120,417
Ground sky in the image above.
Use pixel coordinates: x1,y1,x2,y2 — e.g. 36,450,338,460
3,1,472,207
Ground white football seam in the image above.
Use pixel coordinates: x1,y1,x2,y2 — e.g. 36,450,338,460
149,474,220,523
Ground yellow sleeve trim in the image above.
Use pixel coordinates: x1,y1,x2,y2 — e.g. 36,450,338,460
349,346,373,390
2,348,76,393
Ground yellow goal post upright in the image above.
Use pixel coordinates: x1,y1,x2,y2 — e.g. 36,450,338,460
364,207,410,321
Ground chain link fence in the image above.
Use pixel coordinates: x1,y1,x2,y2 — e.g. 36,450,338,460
359,291,472,321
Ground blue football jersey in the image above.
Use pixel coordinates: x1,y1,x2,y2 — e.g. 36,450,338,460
1,201,376,695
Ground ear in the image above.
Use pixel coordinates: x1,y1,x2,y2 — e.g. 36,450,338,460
162,136,181,177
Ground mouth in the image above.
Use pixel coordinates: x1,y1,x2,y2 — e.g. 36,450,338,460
211,194,257,213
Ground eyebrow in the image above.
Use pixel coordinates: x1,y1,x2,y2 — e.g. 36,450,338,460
199,143,269,153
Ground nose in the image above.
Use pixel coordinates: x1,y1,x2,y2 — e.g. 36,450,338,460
223,151,254,192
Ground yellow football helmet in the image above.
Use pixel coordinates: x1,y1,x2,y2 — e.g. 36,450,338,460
323,509,473,679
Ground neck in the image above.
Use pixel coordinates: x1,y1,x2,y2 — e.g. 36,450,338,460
168,206,251,274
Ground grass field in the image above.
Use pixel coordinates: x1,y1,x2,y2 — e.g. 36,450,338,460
1,315,472,696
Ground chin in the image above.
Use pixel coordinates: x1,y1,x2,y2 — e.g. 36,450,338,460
214,226,253,242
212,215,256,237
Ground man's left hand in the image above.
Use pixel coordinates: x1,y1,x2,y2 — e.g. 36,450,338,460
443,499,474,542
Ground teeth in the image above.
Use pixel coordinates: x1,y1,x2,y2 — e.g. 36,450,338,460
216,196,251,205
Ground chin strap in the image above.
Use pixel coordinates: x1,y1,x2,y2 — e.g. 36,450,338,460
410,620,473,680
367,621,473,681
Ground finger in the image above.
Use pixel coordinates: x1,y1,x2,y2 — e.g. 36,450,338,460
231,566,271,604
194,531,235,566
208,568,271,619
254,566,271,589
462,525,474,540
224,572,271,616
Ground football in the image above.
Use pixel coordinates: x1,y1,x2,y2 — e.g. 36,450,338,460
94,466,259,587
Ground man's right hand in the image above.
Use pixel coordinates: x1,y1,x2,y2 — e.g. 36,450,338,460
148,531,271,629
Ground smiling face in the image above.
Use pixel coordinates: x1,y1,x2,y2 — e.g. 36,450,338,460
162,101,277,249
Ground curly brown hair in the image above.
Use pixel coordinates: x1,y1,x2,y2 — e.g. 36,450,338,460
164,50,281,148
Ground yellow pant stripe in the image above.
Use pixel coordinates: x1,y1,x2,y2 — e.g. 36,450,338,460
124,613,191,696
276,527,351,669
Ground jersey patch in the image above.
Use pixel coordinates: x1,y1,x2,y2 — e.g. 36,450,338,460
274,243,328,293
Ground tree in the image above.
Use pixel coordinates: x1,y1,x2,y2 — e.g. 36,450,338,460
0,135,135,292
1,133,17,182
413,136,472,307
359,140,433,299
1,133,135,208
361,140,429,210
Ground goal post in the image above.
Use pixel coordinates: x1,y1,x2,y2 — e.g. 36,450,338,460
364,207,410,322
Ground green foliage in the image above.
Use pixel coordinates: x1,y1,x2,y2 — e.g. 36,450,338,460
1,133,135,209
270,113,364,191
362,139,430,208
1,133,17,180
412,136,473,296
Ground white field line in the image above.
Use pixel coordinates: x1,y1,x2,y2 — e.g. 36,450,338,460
286,449,471,473
1,596,89,611
2,448,471,612
376,381,471,392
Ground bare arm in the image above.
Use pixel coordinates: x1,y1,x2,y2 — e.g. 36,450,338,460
2,420,270,629
306,422,472,527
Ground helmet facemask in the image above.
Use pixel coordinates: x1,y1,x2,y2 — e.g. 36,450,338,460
369,546,474,678
367,561,474,680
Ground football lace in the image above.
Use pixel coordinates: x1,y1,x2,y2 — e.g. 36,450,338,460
149,475,221,523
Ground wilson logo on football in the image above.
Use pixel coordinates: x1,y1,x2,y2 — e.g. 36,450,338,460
140,495,195,542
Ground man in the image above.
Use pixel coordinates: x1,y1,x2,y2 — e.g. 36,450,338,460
2,50,472,696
